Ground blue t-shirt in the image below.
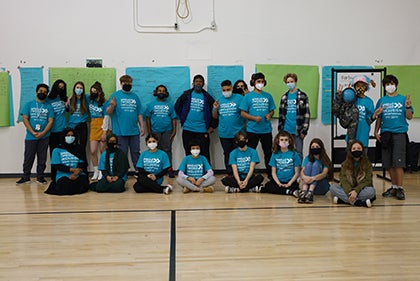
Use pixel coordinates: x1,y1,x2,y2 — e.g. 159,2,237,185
51,147,85,181
228,147,260,180
353,96,374,147
106,90,143,136
216,94,244,138
269,150,301,182
239,91,276,134
144,100,177,133
46,97,66,133
22,100,54,140
183,92,207,133
68,99,89,128
284,92,297,135
87,95,105,119
98,151,128,182
376,94,413,133
136,149,170,185
178,155,212,179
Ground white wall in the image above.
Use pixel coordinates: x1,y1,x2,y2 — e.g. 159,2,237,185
1,0,420,174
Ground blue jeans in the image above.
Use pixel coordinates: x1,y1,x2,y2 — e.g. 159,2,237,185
117,135,140,168
330,183,376,205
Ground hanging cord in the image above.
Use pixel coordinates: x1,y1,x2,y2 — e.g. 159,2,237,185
176,0,190,19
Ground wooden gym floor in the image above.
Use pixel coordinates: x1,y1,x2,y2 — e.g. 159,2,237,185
0,172,420,281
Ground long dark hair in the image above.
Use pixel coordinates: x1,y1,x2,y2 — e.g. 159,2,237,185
342,140,371,173
308,138,333,180
90,81,106,107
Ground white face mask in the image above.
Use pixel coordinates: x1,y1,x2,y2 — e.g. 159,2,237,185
222,91,232,98
286,82,295,91
385,84,396,94
65,136,75,144
147,142,158,150
255,83,264,91
191,149,200,157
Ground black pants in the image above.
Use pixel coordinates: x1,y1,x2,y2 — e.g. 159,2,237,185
44,175,89,195
74,122,88,167
182,129,211,164
261,180,299,195
221,174,264,192
133,174,166,193
22,138,49,179
219,137,236,175
90,178,126,193
246,132,272,175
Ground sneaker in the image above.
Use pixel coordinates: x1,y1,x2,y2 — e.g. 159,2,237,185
354,199,372,208
97,171,103,181
292,189,299,198
297,190,307,203
382,187,396,197
163,184,173,195
249,186,261,193
396,188,405,200
333,196,346,204
304,191,314,204
133,171,139,179
16,177,30,185
91,170,99,181
203,186,214,193
183,187,192,194
365,199,372,208
225,186,238,193
36,177,47,185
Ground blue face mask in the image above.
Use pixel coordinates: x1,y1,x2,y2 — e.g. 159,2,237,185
194,85,203,92
75,88,83,96
286,82,295,91
65,136,75,144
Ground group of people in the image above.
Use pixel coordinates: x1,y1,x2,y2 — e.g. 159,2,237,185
16,72,413,206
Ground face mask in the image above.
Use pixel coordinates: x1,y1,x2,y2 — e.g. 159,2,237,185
90,92,98,100
65,136,75,144
355,86,366,95
107,142,117,151
194,85,203,92
237,140,247,148
147,142,158,150
222,91,232,98
191,149,200,157
122,84,132,92
255,83,264,91
37,93,47,100
286,82,295,91
234,88,244,95
157,93,166,99
310,148,321,155
279,141,289,149
385,84,396,94
75,88,83,96
351,150,363,158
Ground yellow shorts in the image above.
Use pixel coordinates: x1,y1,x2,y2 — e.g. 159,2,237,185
90,118,104,141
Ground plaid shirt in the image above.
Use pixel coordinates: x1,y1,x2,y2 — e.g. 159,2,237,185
277,90,310,136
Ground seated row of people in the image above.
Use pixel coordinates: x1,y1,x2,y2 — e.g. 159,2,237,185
44,128,377,208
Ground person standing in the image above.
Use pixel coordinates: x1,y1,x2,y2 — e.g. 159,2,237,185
212,80,244,175
17,84,54,185
277,73,310,158
240,72,276,175
106,75,145,174
175,74,217,164
374,74,413,200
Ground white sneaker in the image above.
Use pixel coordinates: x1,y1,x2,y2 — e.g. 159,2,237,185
365,199,372,208
225,186,238,193
249,186,261,193
91,170,99,180
164,184,173,195
333,196,339,204
97,170,103,180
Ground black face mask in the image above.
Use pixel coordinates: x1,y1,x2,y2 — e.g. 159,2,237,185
37,92,47,100
107,142,117,151
122,84,132,92
234,88,244,94
310,148,321,155
157,93,166,99
351,150,363,158
237,140,247,148
90,92,99,100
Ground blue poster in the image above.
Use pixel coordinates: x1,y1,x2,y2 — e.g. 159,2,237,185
18,67,44,123
126,66,190,108
207,65,243,100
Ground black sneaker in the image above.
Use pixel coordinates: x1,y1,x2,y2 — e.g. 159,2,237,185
16,177,30,184
396,188,405,200
305,191,314,204
297,190,307,203
382,187,396,197
36,177,47,185
354,199,372,208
